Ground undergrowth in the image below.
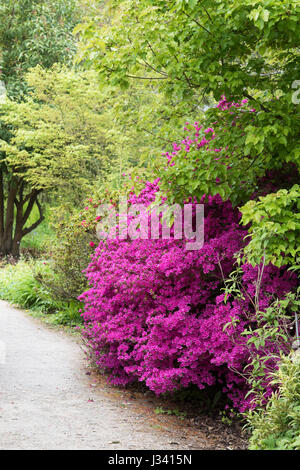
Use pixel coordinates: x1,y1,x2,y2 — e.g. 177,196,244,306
0,259,82,327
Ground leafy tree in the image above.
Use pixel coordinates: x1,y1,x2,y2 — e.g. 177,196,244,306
0,66,113,257
75,1,211,154
76,0,299,200
0,0,81,257
241,185,300,268
76,0,300,269
77,0,299,103
0,0,79,99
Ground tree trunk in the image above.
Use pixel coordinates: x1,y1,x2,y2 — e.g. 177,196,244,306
0,181,44,258
0,169,4,249
0,178,18,256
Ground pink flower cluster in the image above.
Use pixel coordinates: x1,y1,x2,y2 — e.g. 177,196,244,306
162,96,252,172
79,181,296,410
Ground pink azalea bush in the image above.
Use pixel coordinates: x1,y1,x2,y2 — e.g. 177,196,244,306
79,180,297,411
79,96,298,410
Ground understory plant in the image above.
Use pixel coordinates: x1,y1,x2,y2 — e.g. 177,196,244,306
224,269,300,406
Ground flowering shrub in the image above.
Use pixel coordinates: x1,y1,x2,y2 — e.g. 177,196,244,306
79,180,297,410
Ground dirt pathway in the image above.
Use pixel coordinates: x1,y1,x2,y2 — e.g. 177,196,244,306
0,300,232,450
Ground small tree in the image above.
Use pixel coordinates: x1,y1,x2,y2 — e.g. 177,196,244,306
0,0,82,257
0,66,112,257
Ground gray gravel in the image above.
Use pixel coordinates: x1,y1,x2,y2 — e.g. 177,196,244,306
0,300,214,450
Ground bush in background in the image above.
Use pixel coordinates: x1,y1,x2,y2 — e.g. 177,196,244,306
34,203,99,301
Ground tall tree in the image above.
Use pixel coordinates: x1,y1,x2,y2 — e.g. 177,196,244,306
76,0,300,268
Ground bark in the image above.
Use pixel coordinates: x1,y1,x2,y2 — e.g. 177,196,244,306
1,178,18,256
0,180,44,258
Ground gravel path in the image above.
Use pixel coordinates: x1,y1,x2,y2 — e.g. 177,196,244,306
0,300,220,450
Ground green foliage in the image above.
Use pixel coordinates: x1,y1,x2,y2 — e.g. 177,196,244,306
154,407,187,419
247,352,300,450
20,205,55,255
155,99,299,208
76,1,300,208
0,259,55,310
0,259,82,325
0,65,123,256
0,0,79,99
0,65,113,199
1,64,179,204
75,1,207,153
0,1,83,257
224,266,299,405
242,291,299,404
96,83,198,184
241,185,300,268
45,299,83,327
76,1,299,100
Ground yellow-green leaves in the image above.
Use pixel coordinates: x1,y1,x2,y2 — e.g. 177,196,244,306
0,66,112,202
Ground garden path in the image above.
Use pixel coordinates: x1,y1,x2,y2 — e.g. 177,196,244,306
0,300,222,450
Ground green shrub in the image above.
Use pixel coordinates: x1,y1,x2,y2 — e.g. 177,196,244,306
0,259,82,326
20,205,55,256
38,170,151,301
241,184,300,269
247,352,300,450
0,260,52,309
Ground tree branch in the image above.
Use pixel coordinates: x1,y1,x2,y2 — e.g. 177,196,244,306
181,10,212,35
22,189,40,225
126,74,168,80
22,198,44,237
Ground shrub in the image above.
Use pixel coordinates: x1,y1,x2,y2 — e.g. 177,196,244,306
79,181,297,410
247,352,300,450
0,260,55,311
40,176,146,301
241,184,300,268
0,259,82,326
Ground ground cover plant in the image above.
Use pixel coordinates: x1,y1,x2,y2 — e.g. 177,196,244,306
247,352,300,450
